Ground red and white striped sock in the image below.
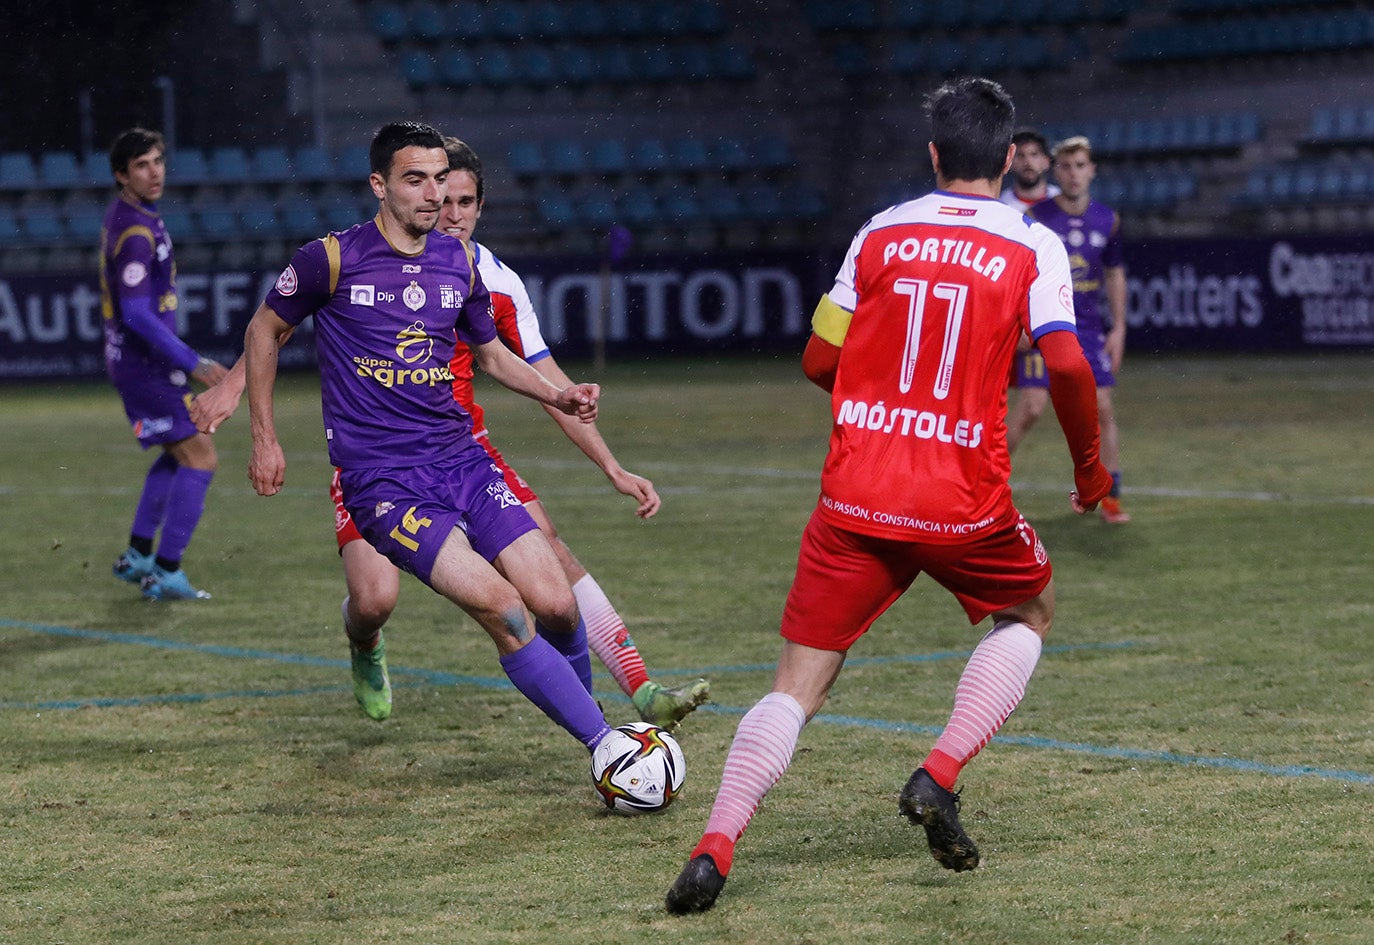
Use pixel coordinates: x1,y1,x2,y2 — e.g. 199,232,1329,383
573,573,649,697
692,691,807,876
923,621,1043,791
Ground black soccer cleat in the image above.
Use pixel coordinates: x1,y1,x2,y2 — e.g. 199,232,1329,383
899,767,981,872
665,854,727,914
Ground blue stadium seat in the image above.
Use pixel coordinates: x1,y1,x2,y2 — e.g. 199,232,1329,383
750,135,794,172
281,202,324,237
39,151,83,188
617,186,660,226
685,0,726,34
926,37,966,75
710,135,752,173
0,207,23,244
368,1,409,43
594,45,636,83
293,145,336,182
781,182,827,219
656,186,706,224
891,0,932,29
578,188,618,227
408,2,448,42
525,1,567,38
553,44,596,85
561,0,609,39
19,203,68,243
1012,31,1052,71
2,152,39,190
741,181,785,221
606,0,651,36
79,151,112,187
365,1,406,42
507,140,545,178
477,45,518,86
485,3,526,40
437,48,479,86
195,207,241,241
967,35,1009,72
677,42,715,81
251,146,293,183
535,189,577,227
169,148,210,186
208,147,253,184
546,139,589,177
667,136,710,173
649,0,690,35
632,44,677,83
713,42,755,80
63,197,106,241
447,1,488,41
692,181,736,224
159,206,197,239
589,139,629,175
630,138,671,174
887,39,925,75
516,46,558,85
237,197,280,236
832,41,872,77
399,49,438,88
337,146,372,180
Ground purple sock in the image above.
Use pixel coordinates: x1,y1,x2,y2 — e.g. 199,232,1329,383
500,635,611,749
156,466,214,569
536,615,594,695
131,453,179,543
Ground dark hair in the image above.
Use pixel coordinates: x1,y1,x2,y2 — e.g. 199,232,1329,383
1010,127,1049,155
369,121,445,177
923,77,1015,183
108,127,165,176
443,136,484,202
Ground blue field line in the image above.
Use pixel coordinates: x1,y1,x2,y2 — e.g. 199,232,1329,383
5,618,1370,785
678,640,1141,677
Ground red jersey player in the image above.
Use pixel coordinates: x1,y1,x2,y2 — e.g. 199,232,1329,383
666,77,1113,915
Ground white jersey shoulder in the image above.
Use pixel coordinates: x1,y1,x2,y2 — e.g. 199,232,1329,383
473,240,549,361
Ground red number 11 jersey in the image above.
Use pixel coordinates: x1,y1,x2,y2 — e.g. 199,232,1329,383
812,190,1075,543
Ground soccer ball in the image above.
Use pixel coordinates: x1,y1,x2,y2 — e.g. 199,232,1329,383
590,722,685,813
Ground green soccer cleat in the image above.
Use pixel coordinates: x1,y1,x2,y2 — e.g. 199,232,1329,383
113,547,155,584
140,566,211,601
350,633,392,721
632,678,711,731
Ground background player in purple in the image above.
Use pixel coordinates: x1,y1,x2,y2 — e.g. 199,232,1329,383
240,121,617,765
102,127,229,600
1006,135,1130,523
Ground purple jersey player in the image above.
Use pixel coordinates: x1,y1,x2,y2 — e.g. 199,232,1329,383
1005,135,1130,523
241,121,618,770
102,127,229,599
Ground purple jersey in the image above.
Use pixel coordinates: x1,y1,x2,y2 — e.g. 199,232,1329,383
264,218,498,468
100,195,192,381
1028,197,1123,337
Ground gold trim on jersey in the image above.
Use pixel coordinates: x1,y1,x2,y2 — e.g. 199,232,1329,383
812,293,853,346
112,224,156,259
322,233,341,295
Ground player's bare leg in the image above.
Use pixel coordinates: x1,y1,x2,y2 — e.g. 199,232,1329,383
1005,387,1049,454
667,642,845,914
341,538,399,720
528,500,710,727
1095,387,1129,522
902,585,1055,871
428,528,609,748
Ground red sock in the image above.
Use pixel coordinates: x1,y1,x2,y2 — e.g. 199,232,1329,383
691,832,735,876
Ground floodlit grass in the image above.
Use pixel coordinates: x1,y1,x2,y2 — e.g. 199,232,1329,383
1,353,1371,944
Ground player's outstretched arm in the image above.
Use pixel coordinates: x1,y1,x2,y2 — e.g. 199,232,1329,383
528,354,661,518
802,333,842,393
192,327,296,435
1104,265,1128,373
471,337,598,423
1040,330,1113,512
244,303,293,496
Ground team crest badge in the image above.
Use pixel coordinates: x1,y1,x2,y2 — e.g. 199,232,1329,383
374,501,396,518
403,280,426,312
395,321,433,363
275,265,299,296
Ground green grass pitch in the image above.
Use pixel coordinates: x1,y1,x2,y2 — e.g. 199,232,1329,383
1,353,1371,944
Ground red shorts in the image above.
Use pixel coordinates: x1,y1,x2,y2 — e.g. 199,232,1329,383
330,433,539,553
780,507,1052,652
331,466,364,551
475,432,539,505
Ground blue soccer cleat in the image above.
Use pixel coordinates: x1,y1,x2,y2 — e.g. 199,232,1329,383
113,547,155,584
140,566,211,601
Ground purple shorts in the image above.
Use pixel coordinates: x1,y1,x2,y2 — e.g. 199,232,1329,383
111,366,198,448
1015,330,1115,390
338,443,540,586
